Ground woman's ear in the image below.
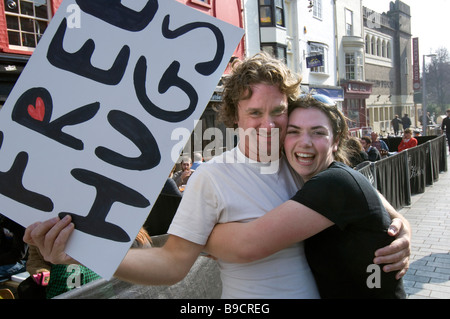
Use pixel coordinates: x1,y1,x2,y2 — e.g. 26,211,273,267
332,138,339,153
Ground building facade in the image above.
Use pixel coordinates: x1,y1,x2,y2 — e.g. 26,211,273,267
244,0,343,104
363,0,414,135
244,0,413,137
174,0,245,157
0,0,245,158
0,0,414,144
0,0,62,107
335,0,373,136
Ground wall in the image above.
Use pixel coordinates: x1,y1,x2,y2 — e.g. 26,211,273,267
335,0,365,83
177,0,245,64
364,0,413,134
297,0,337,88
242,0,261,57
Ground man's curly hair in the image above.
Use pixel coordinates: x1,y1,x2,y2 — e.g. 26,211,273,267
218,53,302,128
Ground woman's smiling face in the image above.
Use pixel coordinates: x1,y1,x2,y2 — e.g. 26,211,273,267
284,107,338,182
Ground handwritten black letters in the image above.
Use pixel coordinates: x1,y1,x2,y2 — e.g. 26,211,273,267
0,0,226,243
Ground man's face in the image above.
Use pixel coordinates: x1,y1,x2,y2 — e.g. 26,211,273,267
371,132,378,142
181,161,191,171
235,83,288,161
360,139,368,150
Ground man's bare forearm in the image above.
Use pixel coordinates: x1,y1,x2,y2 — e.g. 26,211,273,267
114,235,204,286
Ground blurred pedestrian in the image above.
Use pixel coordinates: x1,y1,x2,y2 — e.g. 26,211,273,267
402,114,411,130
391,115,402,136
441,109,450,153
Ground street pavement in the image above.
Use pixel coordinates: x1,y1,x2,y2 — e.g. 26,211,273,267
400,154,450,299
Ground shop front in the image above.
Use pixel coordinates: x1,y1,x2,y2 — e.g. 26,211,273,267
0,53,28,108
341,80,373,137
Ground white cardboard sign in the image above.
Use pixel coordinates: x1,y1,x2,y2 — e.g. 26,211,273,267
0,0,243,279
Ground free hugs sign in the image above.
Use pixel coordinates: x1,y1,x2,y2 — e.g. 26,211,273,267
0,0,243,279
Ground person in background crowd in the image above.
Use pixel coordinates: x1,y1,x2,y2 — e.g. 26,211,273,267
402,114,411,130
190,152,204,170
0,214,27,282
172,156,195,187
391,115,402,136
360,136,381,162
419,112,432,126
413,129,421,138
20,228,151,299
28,252,101,299
441,109,450,153
370,132,389,157
398,128,418,152
345,137,369,168
162,165,182,197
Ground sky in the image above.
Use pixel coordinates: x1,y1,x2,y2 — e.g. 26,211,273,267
362,0,450,58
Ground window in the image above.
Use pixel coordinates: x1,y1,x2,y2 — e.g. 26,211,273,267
370,37,375,55
313,0,322,20
190,0,211,8
259,0,285,27
345,52,363,81
365,35,370,54
386,41,391,58
309,43,327,74
346,99,361,129
274,0,284,26
345,53,355,80
262,44,287,64
404,57,409,75
345,9,353,36
365,31,393,60
4,0,50,51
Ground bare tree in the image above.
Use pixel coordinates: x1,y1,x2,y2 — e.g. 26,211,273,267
425,47,450,115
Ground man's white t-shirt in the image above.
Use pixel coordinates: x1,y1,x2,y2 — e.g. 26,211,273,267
168,147,319,299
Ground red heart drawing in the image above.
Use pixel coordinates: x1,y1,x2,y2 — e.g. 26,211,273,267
27,97,45,121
